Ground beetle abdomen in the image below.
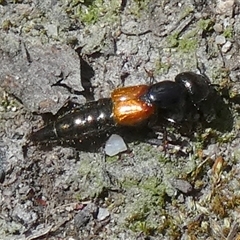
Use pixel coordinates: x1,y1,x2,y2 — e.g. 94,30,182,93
30,98,114,142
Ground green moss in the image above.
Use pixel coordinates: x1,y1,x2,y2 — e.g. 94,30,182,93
133,0,150,8
74,192,82,201
157,214,181,237
78,158,92,176
123,175,169,235
131,221,157,235
178,35,198,53
194,127,234,154
216,132,235,144
126,203,150,223
167,30,198,53
167,18,215,53
197,19,214,32
78,0,102,24
75,158,109,199
167,32,180,48
126,200,182,237
140,177,164,196
223,26,233,39
130,0,150,17
65,0,121,25
105,155,119,163
0,219,24,235
2,19,13,31
0,98,10,110
180,6,194,19
121,178,140,189
80,0,93,6
125,200,158,236
157,154,171,164
0,91,19,112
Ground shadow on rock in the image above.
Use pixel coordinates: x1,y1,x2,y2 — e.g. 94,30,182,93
202,87,234,132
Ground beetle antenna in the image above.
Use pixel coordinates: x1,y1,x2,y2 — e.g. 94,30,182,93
144,67,155,84
195,53,211,83
195,53,206,74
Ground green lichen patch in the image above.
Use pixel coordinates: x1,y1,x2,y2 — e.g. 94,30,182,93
125,196,163,236
1,19,13,31
167,30,198,53
130,0,151,17
223,26,234,39
167,18,215,53
0,90,20,113
64,0,121,25
197,18,214,32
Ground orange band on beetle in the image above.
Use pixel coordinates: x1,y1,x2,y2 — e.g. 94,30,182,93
113,99,154,126
111,85,154,126
111,85,149,102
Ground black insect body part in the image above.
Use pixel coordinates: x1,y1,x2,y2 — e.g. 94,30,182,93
140,80,190,123
175,72,216,123
140,72,216,125
29,98,115,142
29,72,219,144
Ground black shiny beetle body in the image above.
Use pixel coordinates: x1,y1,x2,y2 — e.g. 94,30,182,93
140,72,215,124
175,72,217,123
140,80,189,123
175,72,211,104
29,72,218,143
30,98,115,142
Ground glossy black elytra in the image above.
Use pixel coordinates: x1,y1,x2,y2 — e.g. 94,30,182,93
29,72,217,143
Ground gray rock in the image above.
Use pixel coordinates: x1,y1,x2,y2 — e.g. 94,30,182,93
170,178,193,194
74,203,98,229
215,35,226,45
105,134,127,156
97,207,110,221
222,40,232,53
0,37,83,114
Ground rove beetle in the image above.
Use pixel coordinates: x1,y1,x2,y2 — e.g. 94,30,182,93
29,72,216,143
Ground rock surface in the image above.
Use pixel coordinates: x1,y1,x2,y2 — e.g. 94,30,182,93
0,0,240,239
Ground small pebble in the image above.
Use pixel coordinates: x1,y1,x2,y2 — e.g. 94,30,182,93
74,209,91,228
74,203,98,228
216,0,234,16
97,207,110,221
171,179,193,194
105,134,127,157
222,40,232,53
13,202,38,224
213,23,223,33
215,35,226,45
45,24,59,37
